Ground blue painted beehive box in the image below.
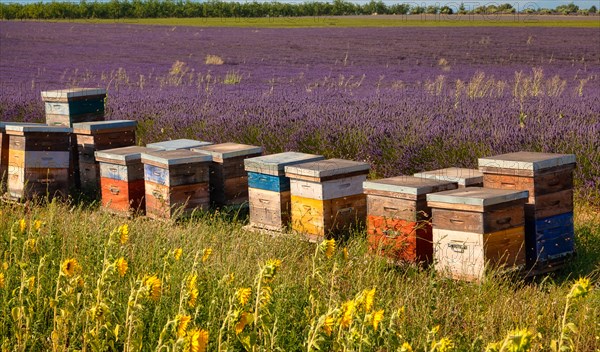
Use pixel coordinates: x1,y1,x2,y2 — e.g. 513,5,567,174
525,212,574,267
41,88,107,127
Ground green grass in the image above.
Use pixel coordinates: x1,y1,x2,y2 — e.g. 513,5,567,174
0,198,598,351
53,14,600,28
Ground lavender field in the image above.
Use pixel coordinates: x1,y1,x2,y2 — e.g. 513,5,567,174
1,21,599,199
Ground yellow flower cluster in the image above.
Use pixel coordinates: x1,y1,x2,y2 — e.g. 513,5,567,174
187,274,199,308
0,272,5,289
320,238,336,258
115,257,128,277
186,328,209,352
118,224,129,244
177,314,192,338
173,248,183,261
202,248,213,263
144,275,162,301
61,258,80,277
236,287,252,306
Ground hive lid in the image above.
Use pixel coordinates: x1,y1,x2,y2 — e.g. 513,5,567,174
363,176,457,197
141,149,212,167
192,142,263,160
4,124,71,134
41,88,107,101
478,152,576,173
414,167,483,186
427,187,529,209
146,139,213,151
244,152,325,176
284,158,370,179
0,122,43,132
72,120,137,134
95,146,152,164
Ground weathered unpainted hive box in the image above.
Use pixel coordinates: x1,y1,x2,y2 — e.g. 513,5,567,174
41,88,106,127
363,176,457,263
141,150,212,219
0,122,42,193
478,152,576,272
5,124,72,200
192,143,263,207
244,152,324,231
414,167,483,188
73,120,137,193
146,139,212,151
427,187,529,281
285,158,370,241
95,146,150,215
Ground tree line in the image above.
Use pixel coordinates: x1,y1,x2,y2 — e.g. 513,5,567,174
0,0,597,20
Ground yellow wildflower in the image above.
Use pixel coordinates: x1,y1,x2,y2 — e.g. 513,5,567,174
19,219,26,233
321,238,335,258
61,258,79,277
2,262,7,270
174,248,183,261
77,277,85,288
176,315,192,338
343,247,349,260
118,224,129,244
364,287,376,312
25,239,37,253
235,312,253,334
236,287,252,306
34,220,43,231
400,342,413,352
372,309,384,331
187,328,209,352
340,300,355,329
0,273,4,289
202,248,213,263
322,316,335,336
144,275,162,301
568,277,592,299
115,257,128,277
28,276,35,291
432,337,455,352
262,258,281,283
187,274,199,307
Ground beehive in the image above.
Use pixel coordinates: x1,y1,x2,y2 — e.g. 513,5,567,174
95,146,151,215
244,152,324,231
192,143,263,206
285,158,370,241
73,120,137,193
141,150,212,219
363,176,457,263
5,125,72,200
478,152,576,272
0,122,42,194
146,139,212,151
41,88,106,127
414,167,483,188
427,187,529,281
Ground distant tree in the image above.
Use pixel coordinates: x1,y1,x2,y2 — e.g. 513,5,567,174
411,6,425,14
555,2,579,14
440,6,453,14
458,2,466,14
426,5,439,14
589,5,597,13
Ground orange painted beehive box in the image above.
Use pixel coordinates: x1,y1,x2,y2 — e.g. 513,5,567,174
141,149,212,219
363,176,457,263
0,122,42,194
95,146,151,215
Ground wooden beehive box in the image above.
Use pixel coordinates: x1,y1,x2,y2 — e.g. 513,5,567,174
141,150,212,219
192,143,263,206
146,139,212,151
478,151,576,272
285,158,370,241
363,176,457,263
95,146,151,215
5,125,72,200
73,120,137,193
41,88,106,127
0,122,42,194
427,187,529,281
414,167,483,188
244,152,324,231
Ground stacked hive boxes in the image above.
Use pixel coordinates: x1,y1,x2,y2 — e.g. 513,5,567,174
192,143,263,207
427,188,529,281
285,159,370,241
414,167,483,188
244,152,324,231
147,139,212,151
478,152,576,273
5,125,72,200
363,176,457,263
142,150,212,219
72,120,137,193
0,122,42,193
95,146,150,215
41,88,107,127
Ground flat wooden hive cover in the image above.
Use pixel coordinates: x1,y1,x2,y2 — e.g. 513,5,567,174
95,146,152,164
72,120,137,134
427,187,528,209
414,167,483,186
4,125,71,134
193,142,263,159
146,139,212,151
284,158,370,178
363,175,457,196
244,152,324,176
0,122,43,132
478,152,576,172
141,149,212,167
41,88,107,101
